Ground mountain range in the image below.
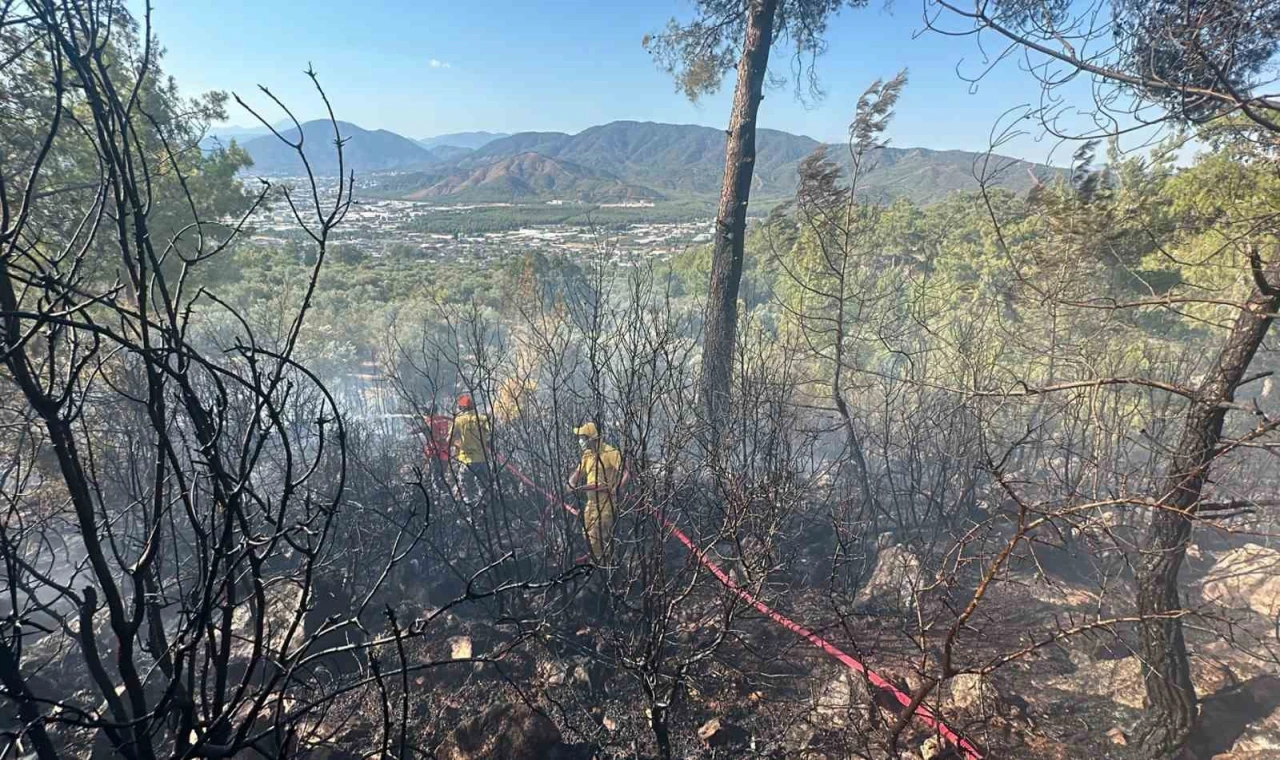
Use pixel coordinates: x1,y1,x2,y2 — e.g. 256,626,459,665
231,120,1060,205
234,121,440,176
203,120,298,145
392,152,664,203
418,131,510,150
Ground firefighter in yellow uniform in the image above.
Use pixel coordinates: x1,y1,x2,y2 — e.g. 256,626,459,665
568,422,627,568
447,394,491,505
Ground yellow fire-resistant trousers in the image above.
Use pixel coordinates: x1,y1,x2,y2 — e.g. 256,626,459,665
582,492,616,568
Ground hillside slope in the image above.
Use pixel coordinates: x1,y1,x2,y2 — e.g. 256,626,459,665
470,121,821,197
853,146,1057,204
238,119,1060,203
394,153,663,203
419,131,510,150
241,121,439,176
438,121,1057,204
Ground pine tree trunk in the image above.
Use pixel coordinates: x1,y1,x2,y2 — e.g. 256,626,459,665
700,0,779,432
1137,267,1280,757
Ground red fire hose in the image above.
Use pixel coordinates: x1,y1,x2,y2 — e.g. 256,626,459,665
425,418,982,759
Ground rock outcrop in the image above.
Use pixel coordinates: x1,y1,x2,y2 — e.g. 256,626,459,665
811,667,877,729
1201,544,1280,619
854,534,924,614
437,703,562,760
944,673,1003,715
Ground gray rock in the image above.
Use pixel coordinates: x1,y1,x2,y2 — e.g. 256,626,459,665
437,703,562,760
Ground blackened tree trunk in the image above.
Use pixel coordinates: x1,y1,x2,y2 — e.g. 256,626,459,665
700,0,779,431
0,639,58,760
1137,257,1280,757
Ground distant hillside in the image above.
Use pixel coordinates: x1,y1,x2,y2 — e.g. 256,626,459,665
429,145,474,162
241,120,438,176
419,131,510,150
205,124,271,142
200,120,295,152
470,131,574,159
473,121,820,197
234,119,1060,203
427,121,1059,204
850,146,1058,205
391,153,663,203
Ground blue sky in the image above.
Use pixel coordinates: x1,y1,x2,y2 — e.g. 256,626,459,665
145,0,1100,164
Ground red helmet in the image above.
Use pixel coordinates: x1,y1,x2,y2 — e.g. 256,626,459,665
457,394,473,410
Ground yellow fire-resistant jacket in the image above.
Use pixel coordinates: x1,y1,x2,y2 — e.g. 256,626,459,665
579,442,622,490
448,410,491,464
